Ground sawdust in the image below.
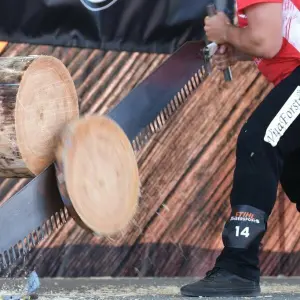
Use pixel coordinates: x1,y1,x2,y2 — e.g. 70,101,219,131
0,282,25,295
2,280,300,299
0,284,180,299
44,285,178,299
261,282,300,293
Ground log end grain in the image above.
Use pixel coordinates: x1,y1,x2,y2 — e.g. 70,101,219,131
15,55,79,175
55,115,140,236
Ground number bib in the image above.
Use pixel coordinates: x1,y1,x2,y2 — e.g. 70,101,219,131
222,205,268,249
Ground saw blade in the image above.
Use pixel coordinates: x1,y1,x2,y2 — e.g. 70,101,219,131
0,40,209,274
0,164,68,274
107,40,208,152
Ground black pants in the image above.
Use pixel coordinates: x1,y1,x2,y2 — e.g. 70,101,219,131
214,66,300,282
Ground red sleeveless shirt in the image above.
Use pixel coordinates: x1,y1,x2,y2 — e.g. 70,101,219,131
237,0,300,85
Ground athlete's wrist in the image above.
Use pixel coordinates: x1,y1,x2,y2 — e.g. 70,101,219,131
223,22,232,44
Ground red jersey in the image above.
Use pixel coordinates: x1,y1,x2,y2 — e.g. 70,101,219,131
236,0,300,86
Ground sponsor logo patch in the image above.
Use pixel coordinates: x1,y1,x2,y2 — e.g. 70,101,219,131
230,211,260,224
264,86,300,147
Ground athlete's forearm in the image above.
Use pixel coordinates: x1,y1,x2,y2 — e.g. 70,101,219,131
234,49,253,61
225,24,280,59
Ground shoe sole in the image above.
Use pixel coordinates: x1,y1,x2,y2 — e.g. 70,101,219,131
181,287,261,297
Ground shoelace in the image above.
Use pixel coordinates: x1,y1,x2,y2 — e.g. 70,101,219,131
204,267,222,279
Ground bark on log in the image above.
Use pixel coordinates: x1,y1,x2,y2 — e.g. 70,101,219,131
55,115,140,236
0,55,79,177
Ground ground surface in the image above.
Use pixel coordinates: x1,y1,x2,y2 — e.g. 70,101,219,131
1,277,300,299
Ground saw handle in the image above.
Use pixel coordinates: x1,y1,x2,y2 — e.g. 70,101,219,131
207,3,232,82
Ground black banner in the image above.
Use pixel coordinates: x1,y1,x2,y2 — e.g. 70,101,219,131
0,0,235,53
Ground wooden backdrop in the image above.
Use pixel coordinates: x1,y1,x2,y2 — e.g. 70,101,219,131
1,42,300,278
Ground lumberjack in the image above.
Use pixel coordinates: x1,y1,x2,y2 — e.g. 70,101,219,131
181,0,300,297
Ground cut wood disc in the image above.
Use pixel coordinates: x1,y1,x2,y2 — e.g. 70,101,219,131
55,115,140,236
15,55,79,175
0,55,79,177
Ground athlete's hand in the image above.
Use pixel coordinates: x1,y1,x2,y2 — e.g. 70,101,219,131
204,12,231,44
212,45,237,71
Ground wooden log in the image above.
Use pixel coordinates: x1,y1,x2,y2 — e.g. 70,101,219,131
54,115,140,236
0,55,79,177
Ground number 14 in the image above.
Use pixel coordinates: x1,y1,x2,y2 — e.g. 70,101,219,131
235,226,250,238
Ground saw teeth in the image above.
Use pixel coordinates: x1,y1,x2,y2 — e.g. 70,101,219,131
0,207,69,275
132,68,207,154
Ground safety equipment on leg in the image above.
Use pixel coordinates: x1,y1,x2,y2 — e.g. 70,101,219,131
222,205,268,249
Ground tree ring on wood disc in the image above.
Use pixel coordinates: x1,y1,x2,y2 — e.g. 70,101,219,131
55,115,140,236
15,55,79,175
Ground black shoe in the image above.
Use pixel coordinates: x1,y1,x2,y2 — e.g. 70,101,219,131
180,267,261,297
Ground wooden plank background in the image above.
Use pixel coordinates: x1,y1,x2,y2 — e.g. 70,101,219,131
1,43,300,278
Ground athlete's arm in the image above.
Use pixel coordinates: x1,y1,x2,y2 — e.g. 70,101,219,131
225,2,283,58
204,2,283,59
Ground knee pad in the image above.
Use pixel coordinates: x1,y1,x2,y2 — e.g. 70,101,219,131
222,205,268,249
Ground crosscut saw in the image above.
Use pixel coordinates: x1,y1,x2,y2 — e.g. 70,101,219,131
0,40,209,275
0,2,234,276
